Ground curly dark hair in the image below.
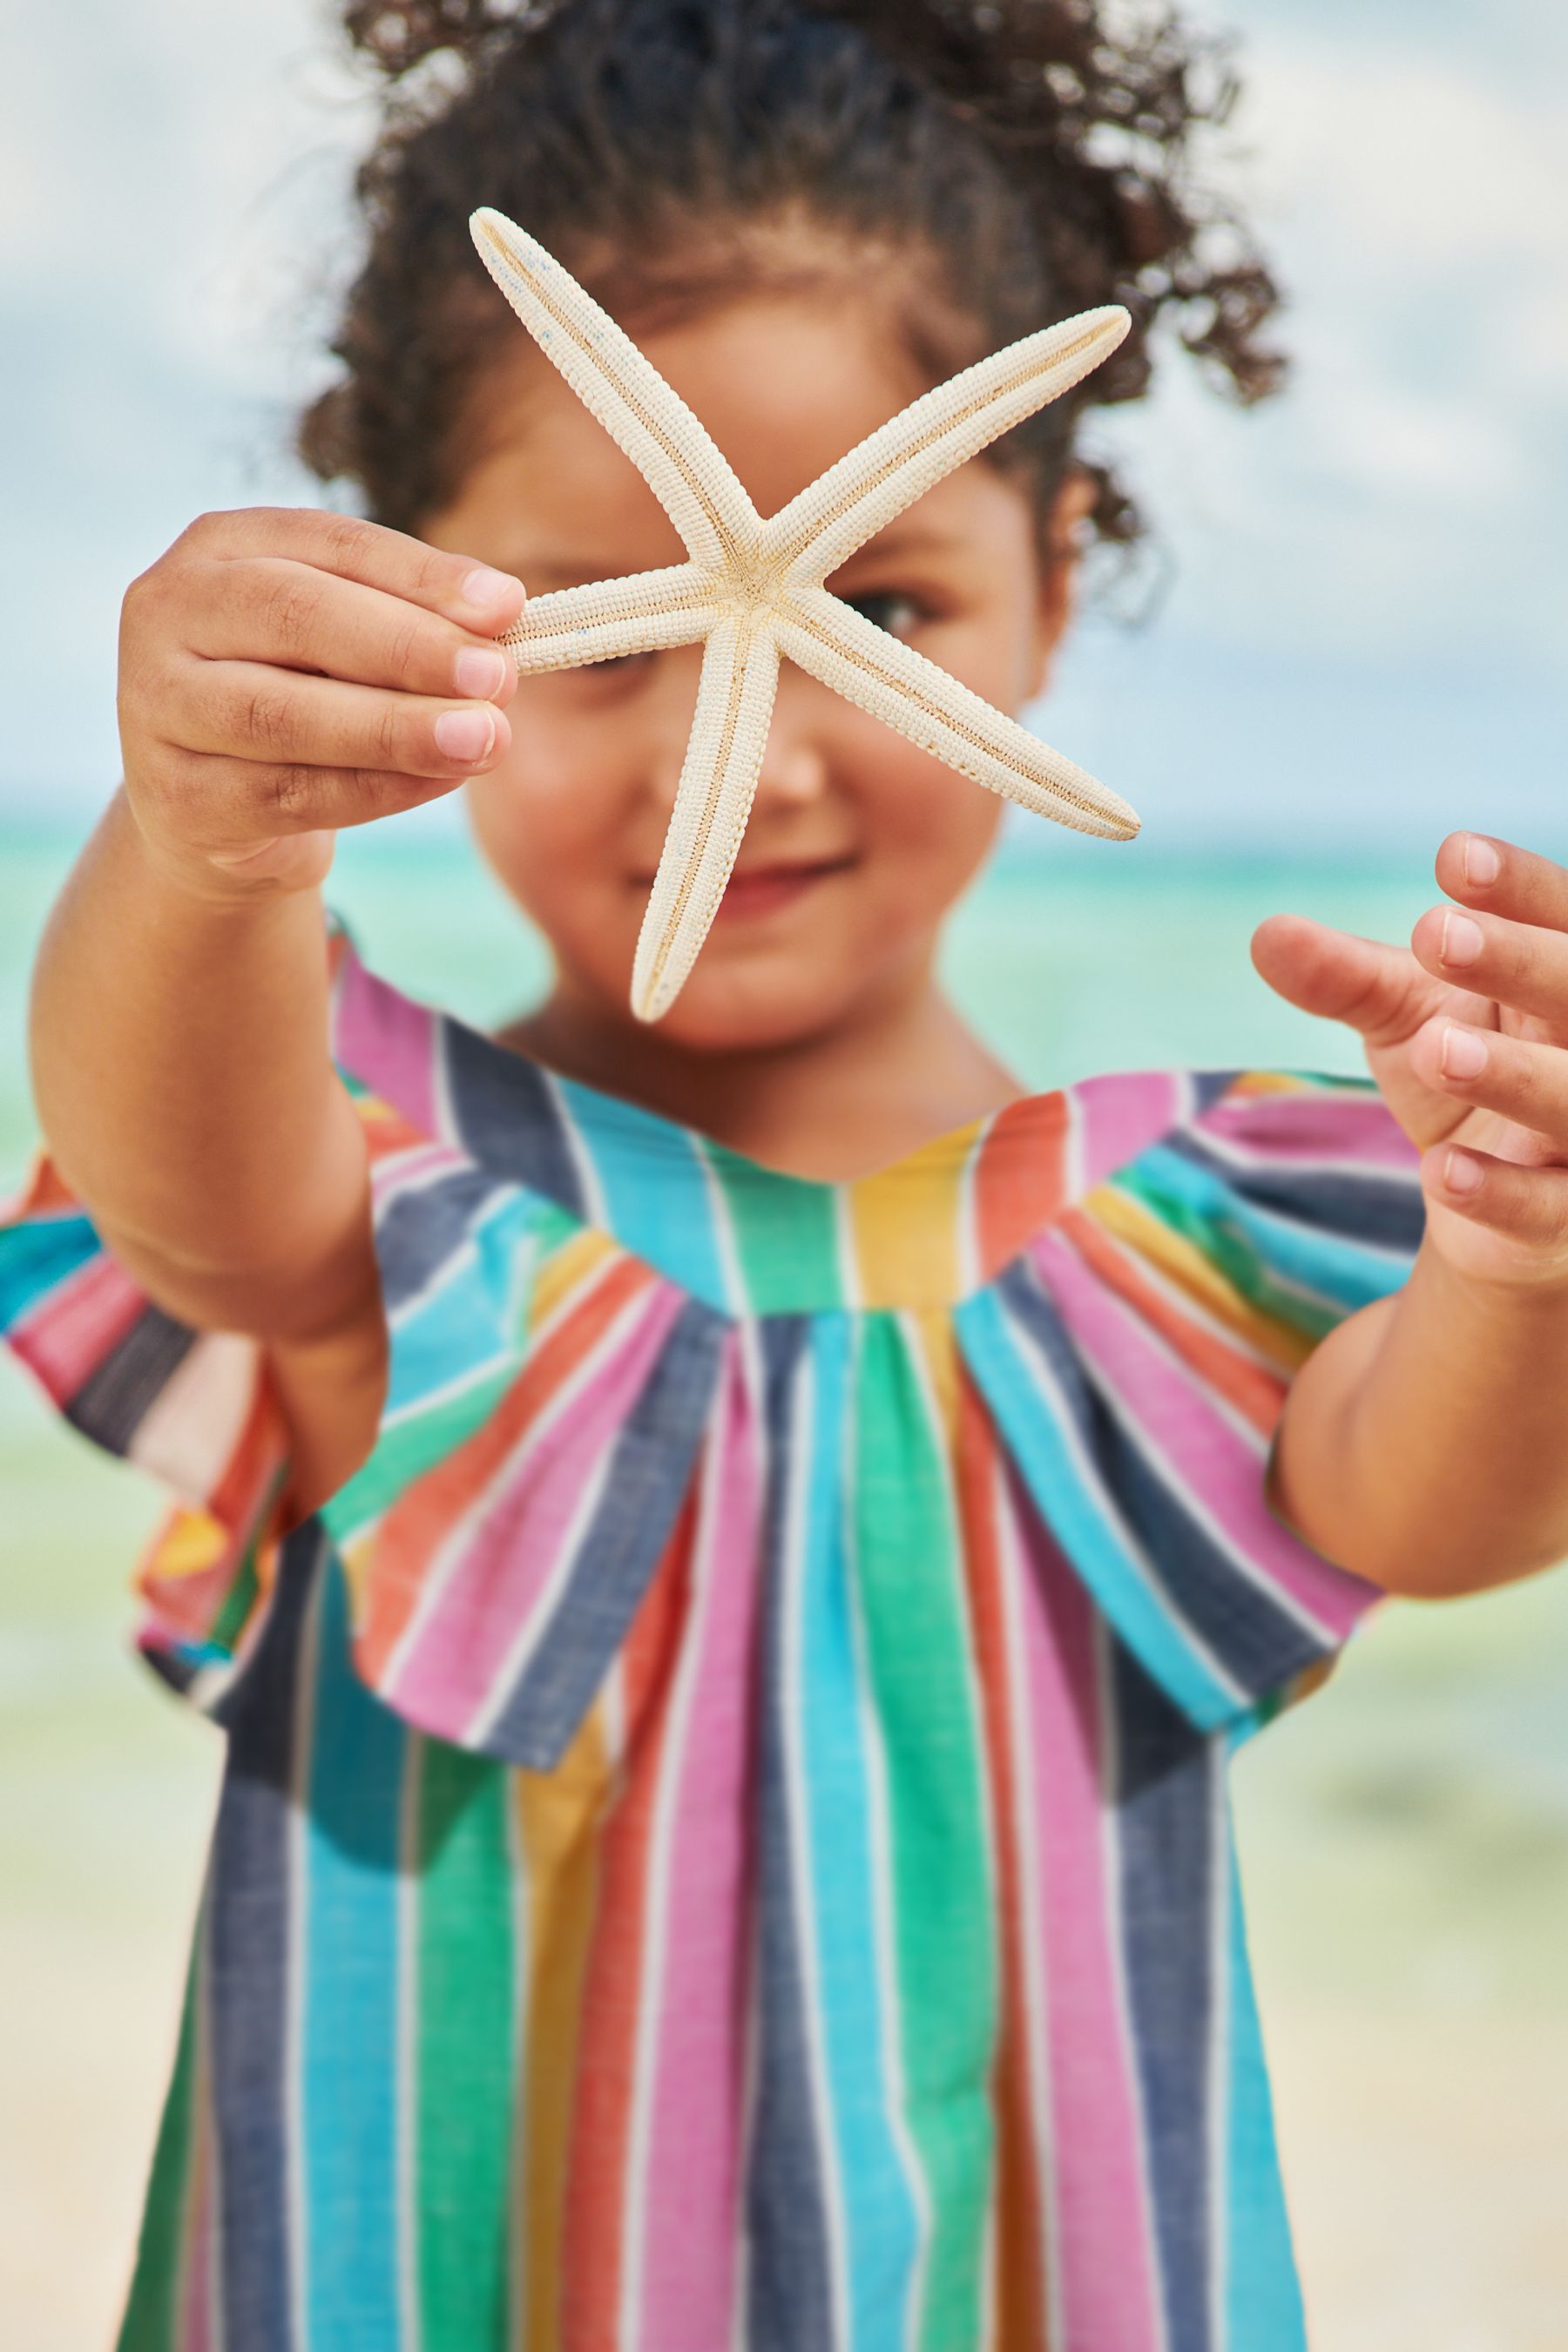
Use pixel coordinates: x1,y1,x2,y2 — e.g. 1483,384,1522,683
299,0,1285,559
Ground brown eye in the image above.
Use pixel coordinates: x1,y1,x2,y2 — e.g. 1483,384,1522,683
843,591,926,640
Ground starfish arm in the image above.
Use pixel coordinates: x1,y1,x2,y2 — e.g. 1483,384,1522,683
470,208,760,571
776,588,1140,839
631,618,781,1023
762,307,1130,588
501,564,722,674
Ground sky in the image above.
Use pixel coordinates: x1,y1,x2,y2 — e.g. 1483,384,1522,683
1,0,1565,853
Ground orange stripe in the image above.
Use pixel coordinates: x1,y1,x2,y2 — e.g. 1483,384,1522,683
355,1254,654,1683
954,1368,1051,2347
558,1489,697,2347
971,1093,1071,1288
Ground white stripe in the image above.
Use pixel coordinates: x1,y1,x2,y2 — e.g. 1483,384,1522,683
540,1067,612,1230
378,1276,654,1703
463,1443,618,1749
285,1554,326,2351
1053,1260,1348,1646
618,1372,735,2347
692,1132,750,1316
1003,1283,1250,1708
395,1737,422,2352
839,1321,928,2352
1092,1613,1172,2352
774,1342,854,2345
833,1182,861,1311
956,1115,992,1301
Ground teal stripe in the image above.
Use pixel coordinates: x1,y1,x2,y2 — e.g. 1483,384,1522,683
1118,1144,1410,1331
706,1148,841,1315
0,1211,102,1328
414,1741,517,2352
301,1563,409,2349
1221,1829,1307,2349
117,1944,201,2351
851,1316,996,2352
794,1315,920,2344
558,1079,732,1305
956,1284,1238,1730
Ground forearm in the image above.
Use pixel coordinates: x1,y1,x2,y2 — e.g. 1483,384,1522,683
29,789,369,1340
1270,1244,1568,1596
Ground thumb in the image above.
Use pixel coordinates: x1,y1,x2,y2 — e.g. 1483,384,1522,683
1250,913,1437,1048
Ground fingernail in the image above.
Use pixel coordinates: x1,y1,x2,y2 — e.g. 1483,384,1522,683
1440,910,1484,965
1463,835,1500,886
461,564,523,613
454,645,509,700
1441,1022,1488,1078
1443,1146,1484,1194
435,706,496,763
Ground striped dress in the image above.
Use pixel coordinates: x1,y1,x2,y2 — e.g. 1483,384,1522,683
0,926,1428,2352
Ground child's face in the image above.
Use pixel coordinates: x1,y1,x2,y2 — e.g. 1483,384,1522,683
425,281,1076,1051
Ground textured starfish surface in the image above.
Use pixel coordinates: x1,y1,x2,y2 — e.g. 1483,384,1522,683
471,206,1141,1022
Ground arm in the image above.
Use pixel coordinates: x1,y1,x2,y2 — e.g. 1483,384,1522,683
1269,1247,1568,1595
1253,828,1568,1598
30,508,524,1509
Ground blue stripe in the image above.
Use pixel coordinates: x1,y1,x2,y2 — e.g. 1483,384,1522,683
1126,1142,1418,1315
301,1558,409,2349
558,1078,733,1308
1107,1638,1217,2352
794,1314,921,2347
956,1276,1236,1730
1220,1816,1307,2351
381,1193,540,1416
439,1016,588,1217
747,1315,840,2350
204,1527,325,2352
486,1294,727,1769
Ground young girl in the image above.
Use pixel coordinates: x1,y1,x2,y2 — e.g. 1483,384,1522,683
7,1,1568,2345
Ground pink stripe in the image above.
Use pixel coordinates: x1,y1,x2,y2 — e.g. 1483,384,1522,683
1039,1227,1377,1638
385,1283,686,1735
638,1341,761,2346
8,1250,145,1403
1007,1469,1164,2351
1198,1086,1421,1171
331,948,440,1137
1070,1071,1183,1193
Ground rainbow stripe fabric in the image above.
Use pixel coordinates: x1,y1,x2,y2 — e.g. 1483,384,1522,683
0,928,1428,2352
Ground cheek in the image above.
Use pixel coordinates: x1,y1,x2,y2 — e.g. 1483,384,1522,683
464,679,645,952
855,733,1006,927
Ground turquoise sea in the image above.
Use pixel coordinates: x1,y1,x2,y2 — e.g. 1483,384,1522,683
3,815,1567,2349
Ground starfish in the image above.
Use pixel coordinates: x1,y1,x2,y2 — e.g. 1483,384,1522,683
470,206,1140,1023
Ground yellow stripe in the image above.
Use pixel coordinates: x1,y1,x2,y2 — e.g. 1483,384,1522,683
847,1128,979,1310
528,1225,620,1332
513,1701,612,2351
1086,1184,1315,1367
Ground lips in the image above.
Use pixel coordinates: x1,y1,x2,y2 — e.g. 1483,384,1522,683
714,857,854,920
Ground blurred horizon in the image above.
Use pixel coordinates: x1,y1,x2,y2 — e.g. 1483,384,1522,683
3,0,1565,857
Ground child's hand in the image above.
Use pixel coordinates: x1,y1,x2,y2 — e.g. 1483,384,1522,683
1252,831,1568,1290
118,508,525,896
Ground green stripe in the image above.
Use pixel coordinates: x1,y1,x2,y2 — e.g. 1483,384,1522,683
850,1315,996,2351
118,1947,201,2351
705,1148,842,1313
414,1739,517,2351
1112,1159,1338,1341
322,1365,513,1539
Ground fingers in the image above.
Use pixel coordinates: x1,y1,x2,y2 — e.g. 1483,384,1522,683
1249,912,1448,1045
169,507,526,634
1411,831,1568,1034
161,663,511,837
1409,1011,1568,1152
186,557,518,706
1424,1142,1568,1260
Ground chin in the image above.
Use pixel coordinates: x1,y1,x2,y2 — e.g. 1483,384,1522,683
647,959,860,1055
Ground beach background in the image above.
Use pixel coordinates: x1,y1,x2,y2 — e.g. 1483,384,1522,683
3,1,1567,2346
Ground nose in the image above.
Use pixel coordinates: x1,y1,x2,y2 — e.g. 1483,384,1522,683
752,664,830,809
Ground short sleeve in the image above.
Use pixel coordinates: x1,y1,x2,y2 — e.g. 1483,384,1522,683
0,1159,289,1704
956,1069,1425,1737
